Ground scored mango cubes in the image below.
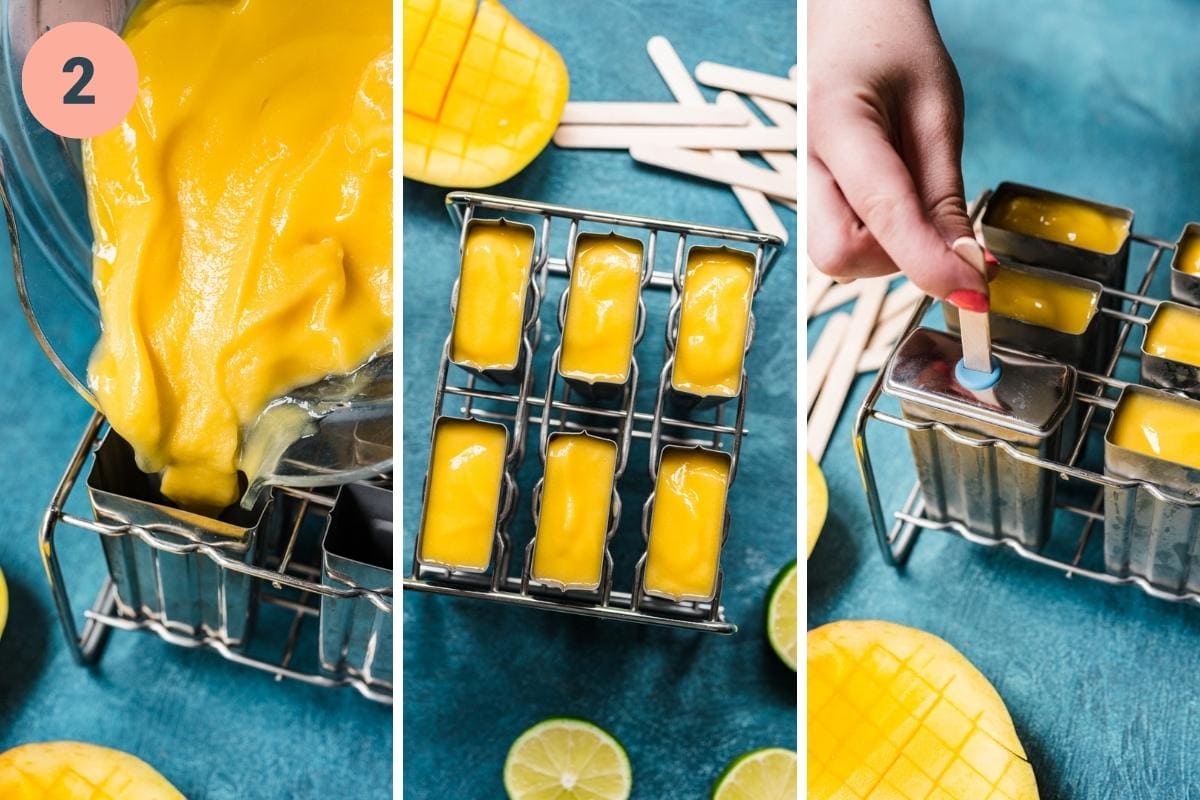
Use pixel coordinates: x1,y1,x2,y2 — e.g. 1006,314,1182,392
808,620,1039,800
403,0,569,187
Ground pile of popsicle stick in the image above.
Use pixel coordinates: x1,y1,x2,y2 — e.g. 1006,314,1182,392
553,36,797,242
807,268,926,462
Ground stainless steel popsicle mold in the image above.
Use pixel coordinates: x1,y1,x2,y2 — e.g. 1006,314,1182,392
1103,385,1200,594
1169,222,1200,306
665,243,761,410
320,482,393,688
40,413,393,704
941,261,1108,372
857,184,1200,608
883,328,1075,550
447,217,542,385
403,192,783,634
980,181,1134,290
86,429,268,647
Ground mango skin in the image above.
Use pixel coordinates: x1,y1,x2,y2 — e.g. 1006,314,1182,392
403,0,569,188
0,741,185,799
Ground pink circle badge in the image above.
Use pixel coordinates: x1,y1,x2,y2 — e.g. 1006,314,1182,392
21,21,138,139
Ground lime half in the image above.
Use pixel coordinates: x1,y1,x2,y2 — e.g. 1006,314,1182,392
766,561,797,670
504,717,632,800
712,748,797,800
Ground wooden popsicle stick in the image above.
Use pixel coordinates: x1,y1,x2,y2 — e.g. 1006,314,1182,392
777,198,797,211
807,312,851,414
711,97,787,240
554,124,795,151
647,36,707,105
560,102,749,126
880,281,925,322
865,307,914,353
720,93,797,179
808,279,888,462
629,145,797,200
751,95,798,130
952,237,993,372
811,280,864,316
807,265,835,317
644,39,789,238
857,345,892,375
694,61,798,104
789,64,797,80
729,182,788,241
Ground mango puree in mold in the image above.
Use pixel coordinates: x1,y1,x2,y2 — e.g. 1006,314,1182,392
672,247,755,398
1110,390,1200,472
559,234,643,385
532,434,617,590
84,0,393,513
986,266,1098,335
420,418,508,571
644,448,731,602
451,220,535,371
1144,304,1200,368
1175,230,1200,275
986,193,1127,253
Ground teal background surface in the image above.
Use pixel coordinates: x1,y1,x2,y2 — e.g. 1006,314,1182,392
810,2,1200,798
402,1,798,797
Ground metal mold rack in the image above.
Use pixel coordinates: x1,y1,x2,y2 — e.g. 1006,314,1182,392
41,413,394,704
855,188,1200,606
403,192,785,634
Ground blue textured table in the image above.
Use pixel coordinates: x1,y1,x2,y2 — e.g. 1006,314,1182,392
810,2,1200,797
402,2,798,797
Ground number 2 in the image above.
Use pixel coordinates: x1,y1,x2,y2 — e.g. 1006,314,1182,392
62,56,95,105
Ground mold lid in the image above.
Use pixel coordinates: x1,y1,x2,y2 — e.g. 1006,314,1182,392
982,181,1133,256
884,327,1075,438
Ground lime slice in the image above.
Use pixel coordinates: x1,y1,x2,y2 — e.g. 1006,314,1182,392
0,564,7,641
712,748,797,800
807,453,827,558
504,717,632,800
766,561,797,670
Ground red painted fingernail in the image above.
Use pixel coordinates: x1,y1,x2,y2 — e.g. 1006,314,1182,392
983,248,999,266
947,289,989,313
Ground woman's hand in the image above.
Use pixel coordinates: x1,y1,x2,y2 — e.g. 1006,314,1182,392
808,0,987,299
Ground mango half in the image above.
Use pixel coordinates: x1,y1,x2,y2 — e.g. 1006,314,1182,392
0,741,184,799
808,620,1039,800
403,0,569,187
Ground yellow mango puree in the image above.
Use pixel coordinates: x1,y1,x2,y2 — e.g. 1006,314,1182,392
1145,303,1200,367
419,418,508,571
559,234,643,384
987,266,1098,335
1110,390,1200,471
644,447,731,601
531,434,617,590
451,220,535,370
986,192,1127,254
672,246,755,398
1175,229,1200,275
84,0,393,513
